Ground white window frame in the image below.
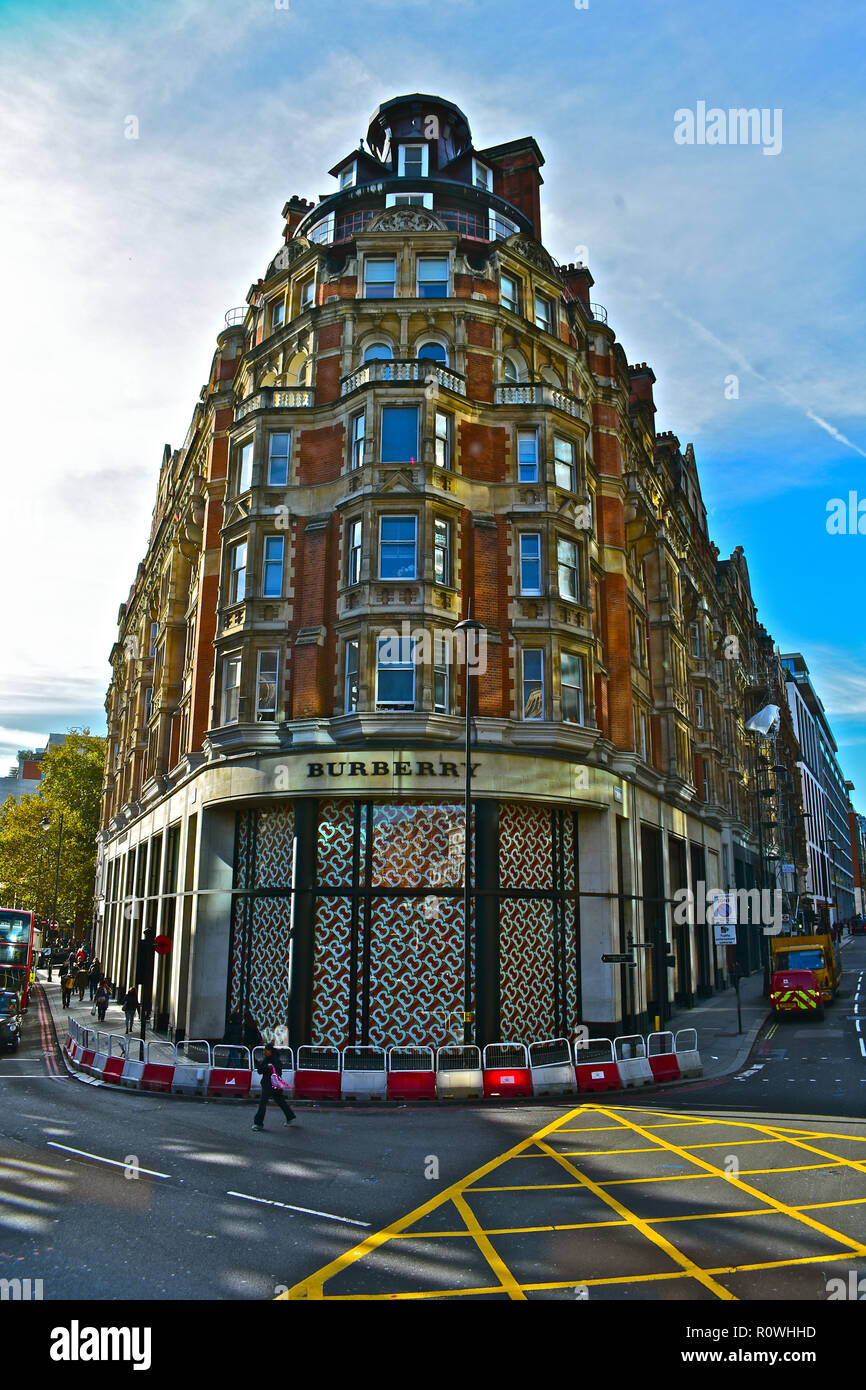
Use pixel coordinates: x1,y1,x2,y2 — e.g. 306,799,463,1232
344,639,359,713
351,412,366,470
339,161,357,189
434,518,451,587
222,655,242,725
517,429,539,483
375,633,417,710
270,300,285,331
689,622,701,659
347,518,363,586
534,291,554,333
229,541,247,605
378,514,418,581
262,536,284,598
561,652,585,725
416,256,450,298
434,410,452,470
433,632,450,714
554,435,576,492
386,191,433,209
398,143,428,178
694,687,705,729
472,158,493,192
298,274,315,312
557,537,579,603
267,431,291,487
519,532,542,596
521,649,545,720
255,650,279,721
237,440,253,494
500,272,520,314
363,256,397,299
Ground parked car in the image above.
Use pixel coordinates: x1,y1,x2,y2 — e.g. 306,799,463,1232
850,917,865,935
0,990,23,1052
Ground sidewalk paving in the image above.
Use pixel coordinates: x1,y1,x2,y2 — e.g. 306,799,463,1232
37,972,173,1049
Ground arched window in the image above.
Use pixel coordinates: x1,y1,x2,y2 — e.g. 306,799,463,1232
286,352,309,386
503,356,520,384
417,342,448,365
363,342,393,362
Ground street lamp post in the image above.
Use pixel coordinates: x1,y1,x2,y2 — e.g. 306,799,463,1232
455,615,484,1047
40,813,64,942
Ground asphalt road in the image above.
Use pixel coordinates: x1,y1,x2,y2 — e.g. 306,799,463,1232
0,940,863,1303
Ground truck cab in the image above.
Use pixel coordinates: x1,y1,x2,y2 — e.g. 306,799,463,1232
769,932,841,1006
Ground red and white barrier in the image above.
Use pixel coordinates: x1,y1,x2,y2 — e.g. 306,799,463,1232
482,1043,533,1098
435,1045,484,1100
294,1046,341,1101
529,1038,578,1097
341,1046,387,1102
386,1046,436,1102
614,1034,654,1088
646,1031,681,1083
674,1028,703,1078
574,1037,621,1093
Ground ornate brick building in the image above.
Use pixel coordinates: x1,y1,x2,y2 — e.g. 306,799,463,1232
95,94,801,1045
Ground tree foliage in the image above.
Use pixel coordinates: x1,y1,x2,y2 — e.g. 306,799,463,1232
0,729,106,938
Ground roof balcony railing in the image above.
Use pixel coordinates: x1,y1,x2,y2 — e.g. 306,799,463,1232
224,307,247,328
235,385,316,420
589,302,608,324
341,359,467,397
493,382,586,419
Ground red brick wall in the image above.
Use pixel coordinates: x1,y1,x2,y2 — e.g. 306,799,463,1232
604,571,633,750
471,518,511,716
465,352,494,403
290,516,338,717
317,323,342,351
315,355,342,405
467,320,493,348
459,422,506,482
298,423,345,485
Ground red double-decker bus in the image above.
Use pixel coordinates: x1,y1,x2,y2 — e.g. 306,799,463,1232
0,908,39,1005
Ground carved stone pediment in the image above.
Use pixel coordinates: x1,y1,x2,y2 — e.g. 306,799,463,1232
365,208,449,234
506,234,558,275
375,467,421,494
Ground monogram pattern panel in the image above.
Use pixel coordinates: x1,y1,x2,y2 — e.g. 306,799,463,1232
229,894,246,1012
236,811,252,890
499,897,556,1039
255,807,295,888
372,803,466,888
248,896,292,1033
563,897,579,1033
367,895,466,1047
317,799,355,887
560,812,576,891
311,896,352,1044
499,803,553,888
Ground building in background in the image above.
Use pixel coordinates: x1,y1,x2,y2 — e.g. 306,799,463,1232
782,654,855,926
0,734,68,804
93,94,839,1045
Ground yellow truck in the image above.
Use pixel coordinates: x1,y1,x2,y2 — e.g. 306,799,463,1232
769,932,842,1006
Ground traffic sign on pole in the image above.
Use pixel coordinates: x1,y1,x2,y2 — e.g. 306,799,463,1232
601,953,635,964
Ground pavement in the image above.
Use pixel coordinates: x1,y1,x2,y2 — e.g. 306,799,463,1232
35,932,859,1092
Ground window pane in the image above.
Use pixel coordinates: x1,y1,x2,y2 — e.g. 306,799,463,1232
268,433,290,486
554,437,575,491
377,635,416,707
517,431,538,482
535,293,552,331
562,652,584,723
522,650,544,719
501,274,518,312
345,641,359,712
418,343,447,362
238,442,253,493
380,516,417,579
263,537,284,597
520,533,541,593
364,343,393,361
256,651,278,720
365,259,396,298
503,358,519,384
351,413,366,469
557,538,578,600
417,258,449,297
381,406,419,463
434,412,451,469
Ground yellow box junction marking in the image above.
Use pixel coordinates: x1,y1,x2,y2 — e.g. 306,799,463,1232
279,1104,866,1302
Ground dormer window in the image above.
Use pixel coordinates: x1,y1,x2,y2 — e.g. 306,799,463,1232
270,301,285,330
386,192,433,209
398,143,428,178
472,158,492,191
340,161,357,190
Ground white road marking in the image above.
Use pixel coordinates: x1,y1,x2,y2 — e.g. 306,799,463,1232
861,1039,866,1059
47,1142,170,1178
226,1190,370,1227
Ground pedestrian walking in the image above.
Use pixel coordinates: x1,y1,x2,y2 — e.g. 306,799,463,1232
60,965,74,1009
122,986,140,1035
243,1009,263,1049
95,982,110,1023
75,965,88,1002
88,959,101,1001
251,1044,296,1130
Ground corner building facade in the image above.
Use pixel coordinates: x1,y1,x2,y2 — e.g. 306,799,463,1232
96,95,784,1048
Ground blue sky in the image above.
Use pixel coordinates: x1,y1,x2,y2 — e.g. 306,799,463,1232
0,0,864,794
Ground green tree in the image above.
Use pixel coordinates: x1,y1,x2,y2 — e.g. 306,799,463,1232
0,729,106,939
